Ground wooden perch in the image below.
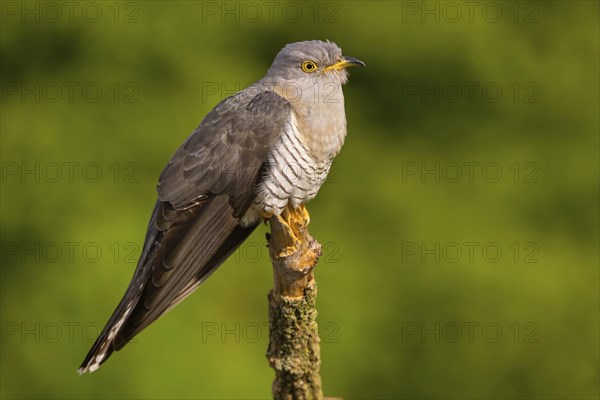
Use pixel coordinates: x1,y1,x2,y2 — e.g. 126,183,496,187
266,205,324,400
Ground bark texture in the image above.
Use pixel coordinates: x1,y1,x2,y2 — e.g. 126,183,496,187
266,205,323,400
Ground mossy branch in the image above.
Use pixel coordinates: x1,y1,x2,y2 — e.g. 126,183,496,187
266,205,323,400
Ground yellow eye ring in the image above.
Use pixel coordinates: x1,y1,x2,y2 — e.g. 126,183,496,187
301,61,318,73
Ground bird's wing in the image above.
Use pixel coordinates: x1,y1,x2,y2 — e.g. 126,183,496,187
78,91,291,374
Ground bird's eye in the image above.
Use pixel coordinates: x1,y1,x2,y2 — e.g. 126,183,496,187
301,61,318,73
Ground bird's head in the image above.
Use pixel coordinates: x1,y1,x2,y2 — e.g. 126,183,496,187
263,40,365,87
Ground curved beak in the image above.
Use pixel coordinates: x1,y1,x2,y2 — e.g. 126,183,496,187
324,56,366,71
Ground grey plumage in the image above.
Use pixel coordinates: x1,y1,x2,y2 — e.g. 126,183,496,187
78,40,364,374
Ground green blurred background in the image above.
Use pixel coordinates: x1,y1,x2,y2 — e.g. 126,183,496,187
1,1,598,399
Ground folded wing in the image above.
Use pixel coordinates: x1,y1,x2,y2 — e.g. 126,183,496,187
78,91,291,373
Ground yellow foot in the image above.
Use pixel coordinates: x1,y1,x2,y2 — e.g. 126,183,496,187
296,204,310,226
275,212,300,257
272,204,311,257
287,204,310,230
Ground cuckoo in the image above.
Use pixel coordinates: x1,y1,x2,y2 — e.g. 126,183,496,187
78,40,364,374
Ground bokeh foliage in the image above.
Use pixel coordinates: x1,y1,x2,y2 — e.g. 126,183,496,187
1,1,598,399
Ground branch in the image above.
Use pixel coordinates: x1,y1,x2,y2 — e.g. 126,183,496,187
266,205,323,400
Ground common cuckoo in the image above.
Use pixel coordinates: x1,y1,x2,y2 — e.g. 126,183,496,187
78,40,364,374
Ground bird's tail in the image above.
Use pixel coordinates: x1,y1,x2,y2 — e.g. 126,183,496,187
77,222,257,374
77,289,140,374
78,203,162,375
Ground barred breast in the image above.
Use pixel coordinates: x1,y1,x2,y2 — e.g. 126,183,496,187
241,113,332,226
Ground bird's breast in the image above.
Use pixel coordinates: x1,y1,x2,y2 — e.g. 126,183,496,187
241,112,339,225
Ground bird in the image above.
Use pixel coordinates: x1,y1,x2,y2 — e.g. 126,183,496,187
78,40,364,374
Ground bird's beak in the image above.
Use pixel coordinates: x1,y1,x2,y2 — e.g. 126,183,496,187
324,56,366,71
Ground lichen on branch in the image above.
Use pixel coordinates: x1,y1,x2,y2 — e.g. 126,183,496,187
266,205,323,400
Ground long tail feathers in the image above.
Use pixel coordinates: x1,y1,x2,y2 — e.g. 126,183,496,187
78,197,257,374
